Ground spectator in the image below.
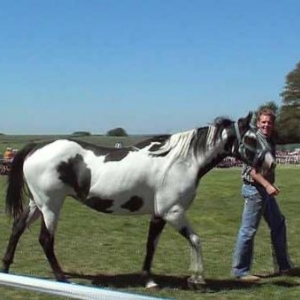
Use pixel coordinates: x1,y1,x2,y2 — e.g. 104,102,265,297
3,147,14,162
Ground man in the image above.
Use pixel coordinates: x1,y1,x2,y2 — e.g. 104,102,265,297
232,108,295,282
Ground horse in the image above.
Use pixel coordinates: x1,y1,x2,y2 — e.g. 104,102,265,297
1,112,275,288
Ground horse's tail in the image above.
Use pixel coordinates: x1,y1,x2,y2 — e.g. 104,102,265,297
6,143,37,220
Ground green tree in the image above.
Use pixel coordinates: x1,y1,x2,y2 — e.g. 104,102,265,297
281,61,300,105
278,61,300,143
106,127,128,137
72,131,91,136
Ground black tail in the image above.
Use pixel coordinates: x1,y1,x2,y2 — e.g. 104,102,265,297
6,143,37,220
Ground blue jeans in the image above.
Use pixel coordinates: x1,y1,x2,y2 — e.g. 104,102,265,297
232,184,293,277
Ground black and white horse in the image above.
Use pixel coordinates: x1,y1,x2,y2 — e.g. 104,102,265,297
2,112,275,288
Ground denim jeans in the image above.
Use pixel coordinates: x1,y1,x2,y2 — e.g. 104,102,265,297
232,184,293,277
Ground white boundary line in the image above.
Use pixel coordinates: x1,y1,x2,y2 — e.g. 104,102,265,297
0,273,170,300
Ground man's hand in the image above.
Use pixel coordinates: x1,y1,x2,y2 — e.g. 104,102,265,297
265,184,280,196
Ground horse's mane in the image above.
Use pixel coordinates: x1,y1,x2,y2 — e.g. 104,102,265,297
192,116,234,156
210,116,233,144
137,116,234,159
147,130,197,158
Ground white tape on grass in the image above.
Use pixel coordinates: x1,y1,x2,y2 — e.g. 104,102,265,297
0,273,170,300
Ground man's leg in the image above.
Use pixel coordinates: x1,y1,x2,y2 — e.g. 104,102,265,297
263,195,293,272
232,187,264,278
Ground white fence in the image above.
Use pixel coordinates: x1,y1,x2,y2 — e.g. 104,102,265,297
0,273,170,300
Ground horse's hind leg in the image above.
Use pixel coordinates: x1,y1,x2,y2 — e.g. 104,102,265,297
142,216,166,288
39,216,67,282
2,200,41,273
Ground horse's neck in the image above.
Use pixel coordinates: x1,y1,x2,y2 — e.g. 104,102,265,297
194,127,232,183
196,150,227,179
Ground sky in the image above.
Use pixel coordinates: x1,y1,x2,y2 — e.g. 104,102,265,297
1,0,300,135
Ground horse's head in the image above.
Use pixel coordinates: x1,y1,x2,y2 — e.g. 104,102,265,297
231,112,276,172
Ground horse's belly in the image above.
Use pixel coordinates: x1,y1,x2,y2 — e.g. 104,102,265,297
85,184,155,215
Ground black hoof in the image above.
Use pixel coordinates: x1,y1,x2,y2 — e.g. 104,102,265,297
0,267,9,273
57,277,70,283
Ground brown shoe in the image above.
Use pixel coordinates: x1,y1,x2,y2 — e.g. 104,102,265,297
236,275,260,282
280,267,300,277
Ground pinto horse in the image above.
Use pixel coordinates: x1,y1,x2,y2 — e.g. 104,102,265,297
2,112,275,288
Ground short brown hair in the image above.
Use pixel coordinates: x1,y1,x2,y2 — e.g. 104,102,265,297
257,107,276,122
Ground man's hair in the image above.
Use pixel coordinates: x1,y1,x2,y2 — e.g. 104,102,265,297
257,107,276,122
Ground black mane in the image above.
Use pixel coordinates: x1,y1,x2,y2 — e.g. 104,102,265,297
192,116,234,154
134,135,171,151
212,117,234,144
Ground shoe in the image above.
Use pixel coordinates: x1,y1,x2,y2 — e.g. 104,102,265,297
254,271,280,278
236,275,260,282
280,267,300,277
256,267,300,278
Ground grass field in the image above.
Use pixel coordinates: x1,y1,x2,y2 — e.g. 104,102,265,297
0,165,300,299
0,136,299,299
0,135,147,157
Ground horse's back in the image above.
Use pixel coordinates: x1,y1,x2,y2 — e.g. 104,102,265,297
21,140,158,214
23,140,84,193
21,139,196,216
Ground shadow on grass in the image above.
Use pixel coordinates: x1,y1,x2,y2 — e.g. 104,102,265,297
64,271,300,292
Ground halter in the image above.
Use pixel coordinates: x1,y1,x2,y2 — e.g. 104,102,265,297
233,122,268,167
234,122,258,153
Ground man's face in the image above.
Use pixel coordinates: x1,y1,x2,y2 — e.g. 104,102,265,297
257,114,274,137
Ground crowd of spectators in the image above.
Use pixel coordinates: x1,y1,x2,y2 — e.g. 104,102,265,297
276,148,300,165
218,148,300,168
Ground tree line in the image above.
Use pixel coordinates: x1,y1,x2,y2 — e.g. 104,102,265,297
255,61,300,144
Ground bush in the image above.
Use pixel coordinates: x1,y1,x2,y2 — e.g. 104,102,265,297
72,131,91,136
106,127,128,137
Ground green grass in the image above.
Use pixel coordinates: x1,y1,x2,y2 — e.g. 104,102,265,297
0,134,300,299
0,134,146,155
0,167,300,299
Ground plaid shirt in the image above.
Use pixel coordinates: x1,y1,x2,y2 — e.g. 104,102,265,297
241,129,276,185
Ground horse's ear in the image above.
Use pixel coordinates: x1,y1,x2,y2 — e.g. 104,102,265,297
238,111,253,128
245,111,253,125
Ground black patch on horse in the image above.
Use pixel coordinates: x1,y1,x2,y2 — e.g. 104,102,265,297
69,139,113,156
85,197,114,213
135,135,170,151
70,139,131,162
57,154,91,200
121,196,144,212
104,149,130,162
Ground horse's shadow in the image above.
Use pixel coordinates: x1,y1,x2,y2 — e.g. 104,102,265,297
64,271,300,292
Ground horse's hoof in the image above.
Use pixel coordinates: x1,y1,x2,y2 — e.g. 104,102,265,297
58,278,70,283
145,279,159,289
0,268,9,274
187,276,206,290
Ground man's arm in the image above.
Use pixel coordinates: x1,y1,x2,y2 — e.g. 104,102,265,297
250,168,280,196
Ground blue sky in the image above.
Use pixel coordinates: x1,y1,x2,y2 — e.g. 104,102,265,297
1,0,299,135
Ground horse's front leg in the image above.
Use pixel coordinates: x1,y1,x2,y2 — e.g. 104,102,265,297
165,206,205,286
